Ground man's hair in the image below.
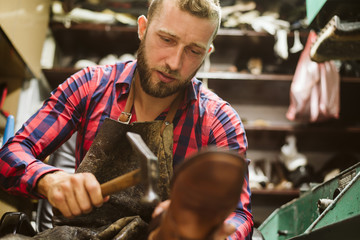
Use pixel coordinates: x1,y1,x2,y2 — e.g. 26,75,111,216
147,0,221,40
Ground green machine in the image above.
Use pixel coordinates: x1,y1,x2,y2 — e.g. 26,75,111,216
259,162,360,240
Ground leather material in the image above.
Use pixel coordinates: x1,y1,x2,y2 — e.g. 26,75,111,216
34,216,147,240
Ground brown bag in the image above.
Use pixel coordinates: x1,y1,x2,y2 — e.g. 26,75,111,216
286,31,340,123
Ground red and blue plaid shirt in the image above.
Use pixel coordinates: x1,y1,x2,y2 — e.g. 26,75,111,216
0,61,253,239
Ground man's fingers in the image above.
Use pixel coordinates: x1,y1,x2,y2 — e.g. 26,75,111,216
83,173,104,208
103,195,110,202
152,199,171,218
223,223,236,236
75,187,93,214
213,223,236,240
58,176,84,217
49,187,73,218
66,190,83,216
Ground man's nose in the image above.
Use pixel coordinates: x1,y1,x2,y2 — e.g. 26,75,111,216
166,47,183,71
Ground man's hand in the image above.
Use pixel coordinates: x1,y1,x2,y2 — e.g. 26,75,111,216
212,223,236,240
37,171,109,218
150,200,236,240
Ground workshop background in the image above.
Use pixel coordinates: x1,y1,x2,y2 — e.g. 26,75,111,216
0,0,360,237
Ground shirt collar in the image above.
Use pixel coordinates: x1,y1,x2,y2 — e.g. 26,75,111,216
115,60,137,94
185,78,198,104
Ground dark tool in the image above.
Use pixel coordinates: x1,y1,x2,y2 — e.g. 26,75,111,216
0,212,36,237
310,15,360,62
99,132,160,204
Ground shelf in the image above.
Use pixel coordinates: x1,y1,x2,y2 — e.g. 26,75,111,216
342,76,360,83
197,72,360,83
245,122,360,153
196,72,293,81
244,122,360,133
252,189,300,197
50,22,139,60
217,28,309,38
50,21,138,33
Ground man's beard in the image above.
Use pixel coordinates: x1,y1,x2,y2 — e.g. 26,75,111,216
136,39,198,98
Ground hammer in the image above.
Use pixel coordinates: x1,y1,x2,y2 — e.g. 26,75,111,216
99,132,160,204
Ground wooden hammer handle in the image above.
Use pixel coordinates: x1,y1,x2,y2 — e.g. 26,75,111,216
100,168,141,197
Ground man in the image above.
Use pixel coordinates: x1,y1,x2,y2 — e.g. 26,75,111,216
0,0,253,239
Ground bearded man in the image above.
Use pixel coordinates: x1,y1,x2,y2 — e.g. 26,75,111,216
0,0,253,239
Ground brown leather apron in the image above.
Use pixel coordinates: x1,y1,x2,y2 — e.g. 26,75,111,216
47,81,182,240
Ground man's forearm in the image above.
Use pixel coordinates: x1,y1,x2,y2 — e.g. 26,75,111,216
0,142,62,198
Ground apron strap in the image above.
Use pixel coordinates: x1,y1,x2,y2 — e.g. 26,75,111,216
118,80,135,124
118,79,184,135
160,91,184,136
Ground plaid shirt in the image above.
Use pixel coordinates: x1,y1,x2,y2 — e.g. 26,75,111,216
0,61,253,239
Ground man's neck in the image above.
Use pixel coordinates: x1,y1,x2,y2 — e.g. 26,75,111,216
133,74,179,122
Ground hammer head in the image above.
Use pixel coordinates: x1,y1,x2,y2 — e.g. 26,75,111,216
126,132,160,205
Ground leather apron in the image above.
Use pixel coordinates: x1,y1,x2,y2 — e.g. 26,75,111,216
47,81,182,240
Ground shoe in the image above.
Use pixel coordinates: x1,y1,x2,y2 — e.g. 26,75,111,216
150,148,246,240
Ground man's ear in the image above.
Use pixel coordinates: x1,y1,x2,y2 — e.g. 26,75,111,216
138,15,148,40
208,44,214,54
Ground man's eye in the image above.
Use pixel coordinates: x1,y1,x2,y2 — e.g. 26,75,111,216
188,47,204,56
160,36,171,43
191,49,201,55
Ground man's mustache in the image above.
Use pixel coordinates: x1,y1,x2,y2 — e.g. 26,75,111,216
153,66,181,80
